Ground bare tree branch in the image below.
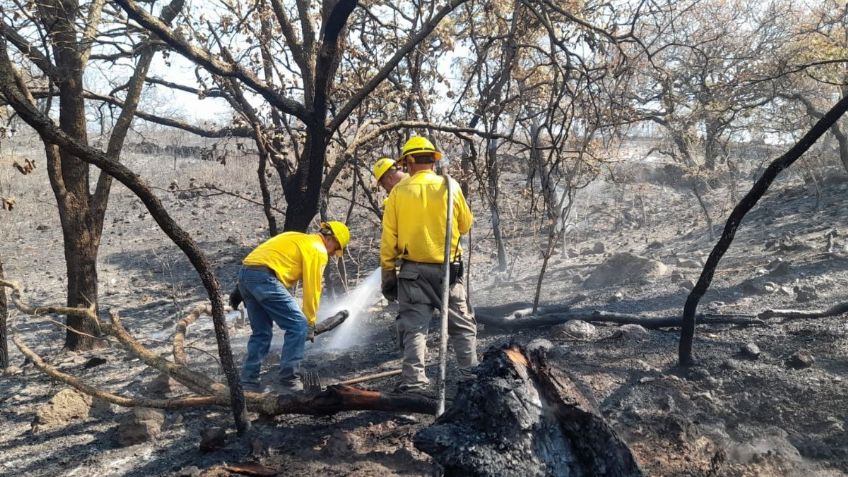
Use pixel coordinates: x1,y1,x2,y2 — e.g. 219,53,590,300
328,0,470,132
113,0,308,120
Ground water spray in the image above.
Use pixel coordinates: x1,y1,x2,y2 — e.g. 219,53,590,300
318,268,383,351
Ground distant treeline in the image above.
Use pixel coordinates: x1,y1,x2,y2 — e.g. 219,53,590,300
125,141,259,163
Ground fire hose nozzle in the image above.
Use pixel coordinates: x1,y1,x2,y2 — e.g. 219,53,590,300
314,309,350,336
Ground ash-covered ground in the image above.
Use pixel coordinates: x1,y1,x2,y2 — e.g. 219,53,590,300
1,143,847,476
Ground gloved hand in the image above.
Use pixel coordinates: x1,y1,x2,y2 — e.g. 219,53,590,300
381,269,398,302
306,324,315,343
228,285,243,309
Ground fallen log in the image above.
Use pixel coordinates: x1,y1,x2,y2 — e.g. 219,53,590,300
758,302,848,321
261,384,436,416
8,296,433,416
13,333,225,409
174,304,211,366
475,307,764,330
415,342,642,476
474,302,575,318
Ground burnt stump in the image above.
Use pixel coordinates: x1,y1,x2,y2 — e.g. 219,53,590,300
414,341,642,477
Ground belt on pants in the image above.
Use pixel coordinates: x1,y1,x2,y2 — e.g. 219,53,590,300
242,264,274,275
401,260,443,268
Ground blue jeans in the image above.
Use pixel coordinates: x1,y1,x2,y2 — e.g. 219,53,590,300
238,266,307,385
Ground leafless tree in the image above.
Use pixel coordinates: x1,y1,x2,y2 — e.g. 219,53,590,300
0,0,184,350
112,0,470,231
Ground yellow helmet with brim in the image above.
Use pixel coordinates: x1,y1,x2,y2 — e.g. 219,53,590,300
399,136,442,164
320,221,350,257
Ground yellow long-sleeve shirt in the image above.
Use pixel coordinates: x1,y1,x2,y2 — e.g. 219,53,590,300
242,232,328,326
381,169,473,271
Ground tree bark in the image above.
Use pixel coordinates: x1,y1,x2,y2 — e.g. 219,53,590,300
62,227,101,350
703,118,721,171
0,255,7,369
679,93,848,366
282,126,326,231
691,182,714,241
487,139,507,271
834,127,848,174
475,308,764,330
265,384,436,416
40,0,103,350
254,127,278,236
281,0,356,232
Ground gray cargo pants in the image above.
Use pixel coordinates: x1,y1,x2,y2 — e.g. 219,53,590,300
396,261,478,387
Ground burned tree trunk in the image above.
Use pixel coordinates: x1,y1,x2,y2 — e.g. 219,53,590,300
60,216,102,350
679,93,848,366
415,343,642,476
41,1,104,349
282,126,326,232
0,255,7,369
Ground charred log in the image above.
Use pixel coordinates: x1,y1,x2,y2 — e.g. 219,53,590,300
758,301,848,321
475,305,763,330
415,342,642,477
262,384,436,416
0,256,7,369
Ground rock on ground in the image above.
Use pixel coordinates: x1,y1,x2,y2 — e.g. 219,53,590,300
786,351,815,369
794,285,819,303
116,408,165,446
675,258,704,269
584,252,668,288
617,324,649,340
554,320,597,340
199,427,227,452
32,388,92,430
739,343,761,360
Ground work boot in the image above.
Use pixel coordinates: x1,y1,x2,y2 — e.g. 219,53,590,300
393,382,432,397
273,375,304,395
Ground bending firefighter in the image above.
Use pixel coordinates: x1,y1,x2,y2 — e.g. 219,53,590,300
237,221,350,393
380,136,478,393
373,157,407,195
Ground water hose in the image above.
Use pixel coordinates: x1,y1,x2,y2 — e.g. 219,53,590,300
437,173,454,416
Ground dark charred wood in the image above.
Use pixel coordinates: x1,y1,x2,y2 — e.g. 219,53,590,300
758,302,848,321
264,384,436,416
0,256,7,369
475,302,575,318
476,307,763,330
414,343,642,476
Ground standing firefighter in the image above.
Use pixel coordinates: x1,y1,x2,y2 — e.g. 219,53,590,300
380,137,478,393
238,221,350,393
373,157,407,195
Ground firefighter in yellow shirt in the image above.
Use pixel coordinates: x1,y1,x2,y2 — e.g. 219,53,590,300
373,157,407,195
238,221,350,393
380,137,478,393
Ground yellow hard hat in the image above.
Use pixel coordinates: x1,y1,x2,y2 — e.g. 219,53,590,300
372,157,396,182
399,136,442,163
321,221,350,257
